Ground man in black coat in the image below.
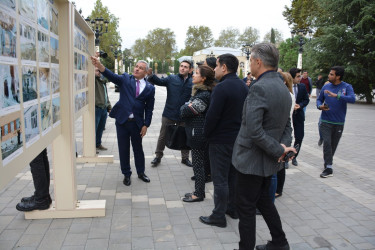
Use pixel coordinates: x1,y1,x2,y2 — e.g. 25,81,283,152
199,54,248,228
289,68,310,166
147,60,193,167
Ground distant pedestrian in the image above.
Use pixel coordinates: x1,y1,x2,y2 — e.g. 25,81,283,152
317,66,355,178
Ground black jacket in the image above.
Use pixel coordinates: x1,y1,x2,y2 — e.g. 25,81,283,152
148,74,192,121
180,85,212,149
204,73,248,144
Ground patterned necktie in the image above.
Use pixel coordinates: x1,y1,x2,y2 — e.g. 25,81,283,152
136,80,140,97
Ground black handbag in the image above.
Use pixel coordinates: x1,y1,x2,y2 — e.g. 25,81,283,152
165,124,190,150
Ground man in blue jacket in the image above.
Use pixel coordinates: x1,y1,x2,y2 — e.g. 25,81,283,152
317,66,355,178
147,60,193,167
91,56,155,186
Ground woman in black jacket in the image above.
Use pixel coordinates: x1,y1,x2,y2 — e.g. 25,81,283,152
180,65,215,202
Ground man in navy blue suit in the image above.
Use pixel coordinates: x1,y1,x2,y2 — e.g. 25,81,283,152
91,56,155,186
289,68,310,166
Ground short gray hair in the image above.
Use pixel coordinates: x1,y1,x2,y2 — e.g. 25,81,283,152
251,43,279,69
137,60,149,71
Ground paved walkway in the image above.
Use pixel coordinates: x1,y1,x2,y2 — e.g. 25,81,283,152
1,85,375,250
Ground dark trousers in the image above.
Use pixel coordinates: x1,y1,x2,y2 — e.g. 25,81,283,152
320,122,344,166
155,116,189,159
30,148,50,201
276,167,286,195
192,148,206,198
204,144,211,178
292,118,304,158
116,120,145,177
236,170,288,250
209,143,236,219
95,107,108,147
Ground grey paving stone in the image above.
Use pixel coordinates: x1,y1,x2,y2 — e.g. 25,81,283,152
131,236,154,249
38,228,68,250
0,240,17,250
63,233,88,246
85,239,109,249
0,229,24,241
16,234,44,247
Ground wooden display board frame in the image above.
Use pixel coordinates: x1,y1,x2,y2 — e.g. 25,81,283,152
0,0,113,219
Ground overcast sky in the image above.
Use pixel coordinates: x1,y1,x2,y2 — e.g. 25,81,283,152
75,0,292,51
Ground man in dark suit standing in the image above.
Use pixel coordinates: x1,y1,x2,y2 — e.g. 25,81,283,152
91,56,155,186
232,43,296,250
289,68,310,166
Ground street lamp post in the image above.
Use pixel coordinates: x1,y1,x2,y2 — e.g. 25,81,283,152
291,28,313,69
85,16,109,52
242,44,253,74
111,44,122,74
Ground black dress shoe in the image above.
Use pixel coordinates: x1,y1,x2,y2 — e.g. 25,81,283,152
16,198,51,212
181,158,192,167
138,173,150,183
256,241,290,250
199,215,227,228
123,176,131,186
182,195,203,202
151,157,161,166
225,210,239,219
21,195,52,205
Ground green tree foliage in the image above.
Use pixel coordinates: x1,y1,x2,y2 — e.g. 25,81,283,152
132,38,148,61
238,27,260,46
214,27,240,48
283,0,319,30
88,0,122,71
263,28,284,46
278,38,298,72
144,28,176,61
304,0,375,103
183,26,214,56
270,28,276,44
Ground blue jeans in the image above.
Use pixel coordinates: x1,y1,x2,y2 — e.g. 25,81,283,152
95,107,108,147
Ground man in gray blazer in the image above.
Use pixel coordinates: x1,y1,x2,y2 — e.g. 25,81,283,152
232,43,296,250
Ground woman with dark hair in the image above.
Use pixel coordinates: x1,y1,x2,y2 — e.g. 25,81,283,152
181,65,215,202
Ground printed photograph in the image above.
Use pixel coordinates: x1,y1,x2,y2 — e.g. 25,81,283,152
37,30,49,63
39,67,50,98
51,67,59,94
0,0,16,10
20,22,36,61
0,9,17,59
24,104,39,143
85,90,89,105
1,117,22,161
0,64,20,109
75,93,85,112
37,0,49,30
74,51,78,69
50,6,58,35
22,66,37,102
52,97,60,124
50,36,59,64
74,29,81,50
40,100,51,131
19,0,35,21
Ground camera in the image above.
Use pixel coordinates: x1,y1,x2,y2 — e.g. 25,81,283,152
99,51,108,58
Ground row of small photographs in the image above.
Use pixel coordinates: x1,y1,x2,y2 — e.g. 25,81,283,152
74,91,88,112
0,63,59,113
74,29,89,54
74,52,88,71
74,73,88,91
0,97,60,163
0,9,59,64
0,0,58,35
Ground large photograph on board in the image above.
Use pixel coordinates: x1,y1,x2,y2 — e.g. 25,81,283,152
39,67,50,98
52,97,60,125
20,22,36,61
22,66,37,103
37,0,49,30
51,67,59,94
19,0,35,21
0,0,16,11
50,6,58,35
0,64,20,111
37,30,49,63
1,116,23,164
0,9,17,60
50,36,59,64
24,104,39,145
40,100,51,132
